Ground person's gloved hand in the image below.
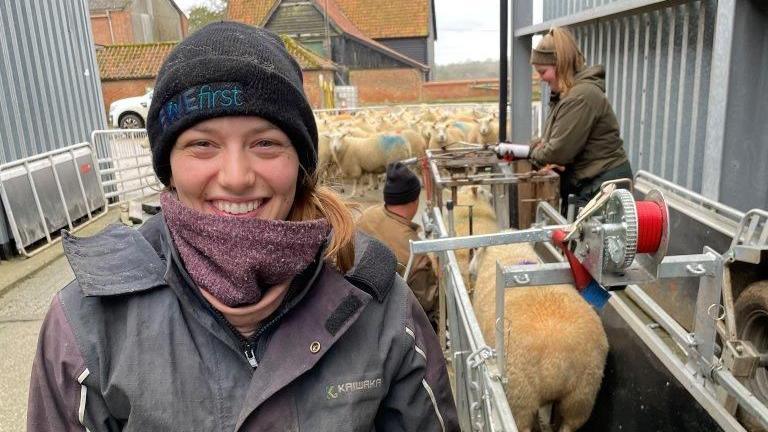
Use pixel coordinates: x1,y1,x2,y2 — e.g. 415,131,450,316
496,143,530,160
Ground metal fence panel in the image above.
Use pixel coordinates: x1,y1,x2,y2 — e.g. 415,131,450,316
0,142,107,256
426,207,518,431
91,129,161,204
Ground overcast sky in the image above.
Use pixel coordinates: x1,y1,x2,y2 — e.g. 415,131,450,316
173,0,541,65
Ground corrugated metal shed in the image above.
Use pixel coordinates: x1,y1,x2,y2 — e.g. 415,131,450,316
0,0,106,254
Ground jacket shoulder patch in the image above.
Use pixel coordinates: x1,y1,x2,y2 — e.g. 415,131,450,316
63,225,166,297
325,294,364,336
345,232,396,302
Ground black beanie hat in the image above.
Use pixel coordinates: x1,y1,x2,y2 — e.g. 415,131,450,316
384,162,421,205
147,21,318,185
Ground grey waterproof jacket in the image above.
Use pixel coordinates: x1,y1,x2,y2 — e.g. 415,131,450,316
27,215,458,431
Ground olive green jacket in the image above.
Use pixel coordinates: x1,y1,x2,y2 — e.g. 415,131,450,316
356,205,438,324
531,65,628,182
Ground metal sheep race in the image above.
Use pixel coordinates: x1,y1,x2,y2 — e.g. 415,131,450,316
403,147,768,431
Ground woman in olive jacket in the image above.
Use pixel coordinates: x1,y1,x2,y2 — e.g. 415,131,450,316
501,27,632,214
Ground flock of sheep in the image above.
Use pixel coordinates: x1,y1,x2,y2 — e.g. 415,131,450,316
314,104,501,196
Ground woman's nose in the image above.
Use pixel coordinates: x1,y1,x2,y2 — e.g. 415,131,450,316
218,148,255,191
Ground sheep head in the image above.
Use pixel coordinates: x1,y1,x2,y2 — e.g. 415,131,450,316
328,130,348,153
478,116,491,135
434,122,448,143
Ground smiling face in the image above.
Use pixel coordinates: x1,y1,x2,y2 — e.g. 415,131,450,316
169,116,300,220
534,64,559,93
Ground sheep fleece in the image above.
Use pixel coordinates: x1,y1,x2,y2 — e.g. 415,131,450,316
463,189,609,431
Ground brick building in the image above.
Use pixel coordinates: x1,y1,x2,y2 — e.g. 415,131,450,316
89,0,188,46
228,0,435,104
96,36,338,116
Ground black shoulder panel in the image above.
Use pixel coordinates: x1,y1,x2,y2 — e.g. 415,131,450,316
344,232,397,303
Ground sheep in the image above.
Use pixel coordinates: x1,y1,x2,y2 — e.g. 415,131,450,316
317,132,333,180
328,131,411,196
449,186,499,286
450,120,477,138
429,122,466,149
399,127,427,158
454,186,609,432
467,116,500,145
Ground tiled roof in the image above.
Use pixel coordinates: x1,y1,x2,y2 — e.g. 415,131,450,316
334,0,430,39
96,42,176,80
88,0,131,11
226,0,278,26
281,36,338,70
315,0,428,70
227,0,431,39
96,37,334,81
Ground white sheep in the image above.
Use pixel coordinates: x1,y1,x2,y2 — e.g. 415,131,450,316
429,122,466,149
328,131,411,196
467,116,500,145
454,187,608,432
399,127,427,158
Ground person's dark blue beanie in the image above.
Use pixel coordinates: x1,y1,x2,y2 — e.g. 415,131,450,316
147,21,318,186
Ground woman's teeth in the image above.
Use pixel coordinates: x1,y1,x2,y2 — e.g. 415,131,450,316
213,200,262,214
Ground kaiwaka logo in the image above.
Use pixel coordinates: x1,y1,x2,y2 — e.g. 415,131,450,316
326,378,382,400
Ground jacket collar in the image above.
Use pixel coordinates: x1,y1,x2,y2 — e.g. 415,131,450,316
62,224,166,296
383,205,421,231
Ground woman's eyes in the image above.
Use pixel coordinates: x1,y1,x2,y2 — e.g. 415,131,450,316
179,138,286,152
190,140,214,148
252,139,277,148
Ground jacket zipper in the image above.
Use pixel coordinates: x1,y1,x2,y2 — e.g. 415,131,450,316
208,299,294,369
244,341,258,368
206,305,261,369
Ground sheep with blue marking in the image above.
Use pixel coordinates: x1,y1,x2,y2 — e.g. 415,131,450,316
328,131,411,197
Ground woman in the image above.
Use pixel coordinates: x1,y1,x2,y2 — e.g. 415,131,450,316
500,27,632,214
28,22,458,431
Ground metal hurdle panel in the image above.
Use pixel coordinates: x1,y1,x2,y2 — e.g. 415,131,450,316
91,129,161,205
0,142,108,257
421,206,518,431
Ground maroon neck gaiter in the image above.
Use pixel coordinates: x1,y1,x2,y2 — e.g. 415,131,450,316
160,192,330,307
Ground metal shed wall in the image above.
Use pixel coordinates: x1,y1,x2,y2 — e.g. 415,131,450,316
516,0,768,212
0,0,106,250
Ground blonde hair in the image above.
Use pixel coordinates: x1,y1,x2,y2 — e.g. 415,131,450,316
535,27,585,95
288,175,356,273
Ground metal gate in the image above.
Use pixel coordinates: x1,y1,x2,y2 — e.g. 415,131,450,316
420,207,517,431
91,129,161,205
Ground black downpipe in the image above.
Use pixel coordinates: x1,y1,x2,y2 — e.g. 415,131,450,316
498,0,508,143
